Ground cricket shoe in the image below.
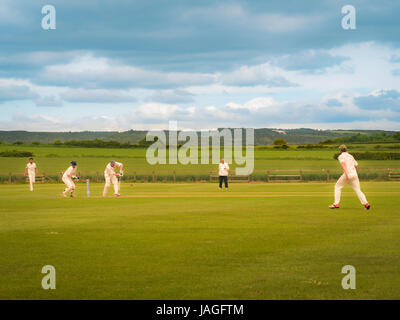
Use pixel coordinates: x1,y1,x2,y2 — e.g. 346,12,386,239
329,204,340,209
364,203,371,210
114,193,121,197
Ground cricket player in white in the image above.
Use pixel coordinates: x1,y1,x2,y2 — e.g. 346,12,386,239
62,161,78,197
24,157,39,191
218,158,230,189
103,160,124,197
329,145,370,210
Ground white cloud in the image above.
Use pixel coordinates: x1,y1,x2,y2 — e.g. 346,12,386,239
61,88,136,103
133,102,195,122
181,4,313,33
39,54,216,88
144,89,195,104
227,97,278,112
1,43,400,131
219,64,296,87
271,120,400,131
0,112,121,131
354,89,400,111
3,91,399,131
35,95,63,107
0,81,38,101
271,50,350,72
252,13,313,33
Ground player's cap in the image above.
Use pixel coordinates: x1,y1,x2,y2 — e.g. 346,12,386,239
71,161,77,166
110,160,116,165
339,144,347,152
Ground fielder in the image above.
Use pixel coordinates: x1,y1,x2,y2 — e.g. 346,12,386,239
24,157,39,191
329,145,370,210
62,161,78,198
218,158,229,189
103,160,124,197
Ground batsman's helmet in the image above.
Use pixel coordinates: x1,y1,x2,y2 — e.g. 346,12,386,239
71,161,77,166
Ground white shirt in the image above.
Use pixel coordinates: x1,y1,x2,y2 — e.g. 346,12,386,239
63,166,77,179
219,163,230,176
338,152,358,177
104,162,122,177
26,162,36,174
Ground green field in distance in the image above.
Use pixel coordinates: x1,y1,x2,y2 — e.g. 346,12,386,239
0,143,399,177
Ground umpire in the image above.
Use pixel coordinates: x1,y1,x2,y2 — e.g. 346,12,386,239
218,158,230,189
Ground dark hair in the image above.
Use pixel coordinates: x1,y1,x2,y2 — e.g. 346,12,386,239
29,157,33,160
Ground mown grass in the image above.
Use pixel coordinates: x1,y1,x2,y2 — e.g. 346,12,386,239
0,182,399,299
0,144,399,179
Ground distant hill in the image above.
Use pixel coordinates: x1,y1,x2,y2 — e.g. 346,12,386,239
0,130,147,144
253,128,398,145
0,128,397,145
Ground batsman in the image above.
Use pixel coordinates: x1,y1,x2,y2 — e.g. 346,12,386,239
103,160,124,197
62,161,78,197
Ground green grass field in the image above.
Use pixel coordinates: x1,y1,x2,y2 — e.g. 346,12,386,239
1,182,399,299
1,144,399,178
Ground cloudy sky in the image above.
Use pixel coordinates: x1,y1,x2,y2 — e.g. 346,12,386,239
1,0,400,131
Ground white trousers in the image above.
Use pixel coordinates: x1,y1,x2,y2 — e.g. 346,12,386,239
334,173,368,205
62,176,75,193
103,174,119,195
28,172,35,191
